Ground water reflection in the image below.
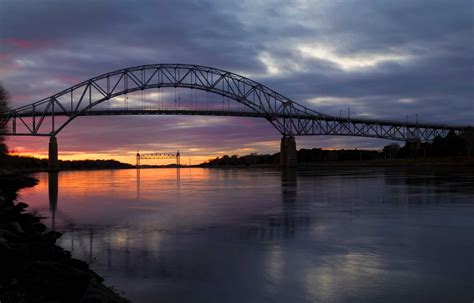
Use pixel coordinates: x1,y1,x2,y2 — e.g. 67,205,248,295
136,168,140,200
135,167,182,199
48,172,58,230
281,168,297,203
23,167,474,302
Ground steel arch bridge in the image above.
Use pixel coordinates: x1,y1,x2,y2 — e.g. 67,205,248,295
0,63,470,168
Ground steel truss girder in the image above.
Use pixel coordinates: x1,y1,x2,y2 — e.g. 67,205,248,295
139,152,178,160
0,64,469,142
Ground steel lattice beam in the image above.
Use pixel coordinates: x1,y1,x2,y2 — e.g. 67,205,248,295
0,64,470,142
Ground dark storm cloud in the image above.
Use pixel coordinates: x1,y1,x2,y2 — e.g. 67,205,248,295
1,0,473,157
0,0,264,98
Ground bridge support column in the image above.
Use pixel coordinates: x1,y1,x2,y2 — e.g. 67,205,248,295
48,136,59,171
280,136,297,168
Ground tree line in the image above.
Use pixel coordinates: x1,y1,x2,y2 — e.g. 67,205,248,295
383,129,474,159
0,84,10,168
202,130,474,167
3,155,132,171
201,149,381,167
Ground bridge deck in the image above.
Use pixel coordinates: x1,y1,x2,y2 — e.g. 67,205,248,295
14,108,467,131
1,64,470,139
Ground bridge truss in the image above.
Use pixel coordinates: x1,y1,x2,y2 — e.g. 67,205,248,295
0,64,468,142
136,151,181,167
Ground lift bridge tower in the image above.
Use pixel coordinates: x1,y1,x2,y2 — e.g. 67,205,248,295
136,151,181,168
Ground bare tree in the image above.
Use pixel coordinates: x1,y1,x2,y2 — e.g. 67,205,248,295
0,83,10,156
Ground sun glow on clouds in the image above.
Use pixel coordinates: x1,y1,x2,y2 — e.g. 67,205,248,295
14,58,38,68
257,51,304,77
397,98,416,104
258,52,281,76
308,96,357,106
170,117,229,130
298,43,411,71
257,43,410,77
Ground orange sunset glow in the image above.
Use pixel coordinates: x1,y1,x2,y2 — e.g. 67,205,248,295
1,1,473,303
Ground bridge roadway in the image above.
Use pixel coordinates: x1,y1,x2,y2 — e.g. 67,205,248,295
14,107,466,136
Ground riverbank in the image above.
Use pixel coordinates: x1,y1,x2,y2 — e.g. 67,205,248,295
0,171,130,303
200,157,474,168
5,157,474,173
2,155,133,173
299,157,474,167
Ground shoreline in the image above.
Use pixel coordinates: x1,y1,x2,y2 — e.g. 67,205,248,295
7,157,474,173
200,157,474,169
0,171,130,303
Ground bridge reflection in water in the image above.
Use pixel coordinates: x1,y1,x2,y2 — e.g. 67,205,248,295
29,167,474,302
46,168,306,273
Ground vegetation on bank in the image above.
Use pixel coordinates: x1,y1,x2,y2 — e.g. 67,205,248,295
202,130,474,167
2,155,133,171
0,84,10,166
382,129,474,159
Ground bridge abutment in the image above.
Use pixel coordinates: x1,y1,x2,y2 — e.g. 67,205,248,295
48,136,59,171
280,136,297,168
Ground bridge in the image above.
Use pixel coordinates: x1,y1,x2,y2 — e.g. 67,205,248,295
136,151,181,167
0,63,470,169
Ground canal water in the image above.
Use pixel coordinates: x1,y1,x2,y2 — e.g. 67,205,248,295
19,167,474,302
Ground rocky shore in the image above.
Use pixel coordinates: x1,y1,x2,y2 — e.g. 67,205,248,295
0,172,130,303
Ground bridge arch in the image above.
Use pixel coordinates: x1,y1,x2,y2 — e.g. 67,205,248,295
1,64,469,169
4,64,328,137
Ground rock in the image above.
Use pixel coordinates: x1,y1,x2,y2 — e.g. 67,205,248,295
44,231,62,243
8,221,24,233
32,222,47,233
0,173,131,303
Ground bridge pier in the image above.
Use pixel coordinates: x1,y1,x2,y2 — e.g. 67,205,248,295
48,136,59,171
280,136,297,168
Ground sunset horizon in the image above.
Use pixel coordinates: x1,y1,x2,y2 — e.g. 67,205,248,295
1,1,473,302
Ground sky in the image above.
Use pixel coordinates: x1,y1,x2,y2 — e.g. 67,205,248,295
1,0,473,164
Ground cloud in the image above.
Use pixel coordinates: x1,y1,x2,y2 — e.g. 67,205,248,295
1,0,473,161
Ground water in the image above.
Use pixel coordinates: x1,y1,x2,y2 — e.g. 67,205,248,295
18,167,474,302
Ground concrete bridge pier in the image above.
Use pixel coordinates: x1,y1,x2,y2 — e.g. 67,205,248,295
280,136,297,168
48,136,59,171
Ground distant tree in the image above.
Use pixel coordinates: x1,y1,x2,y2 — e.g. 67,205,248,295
383,143,400,159
445,130,467,156
461,127,474,157
0,83,10,162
